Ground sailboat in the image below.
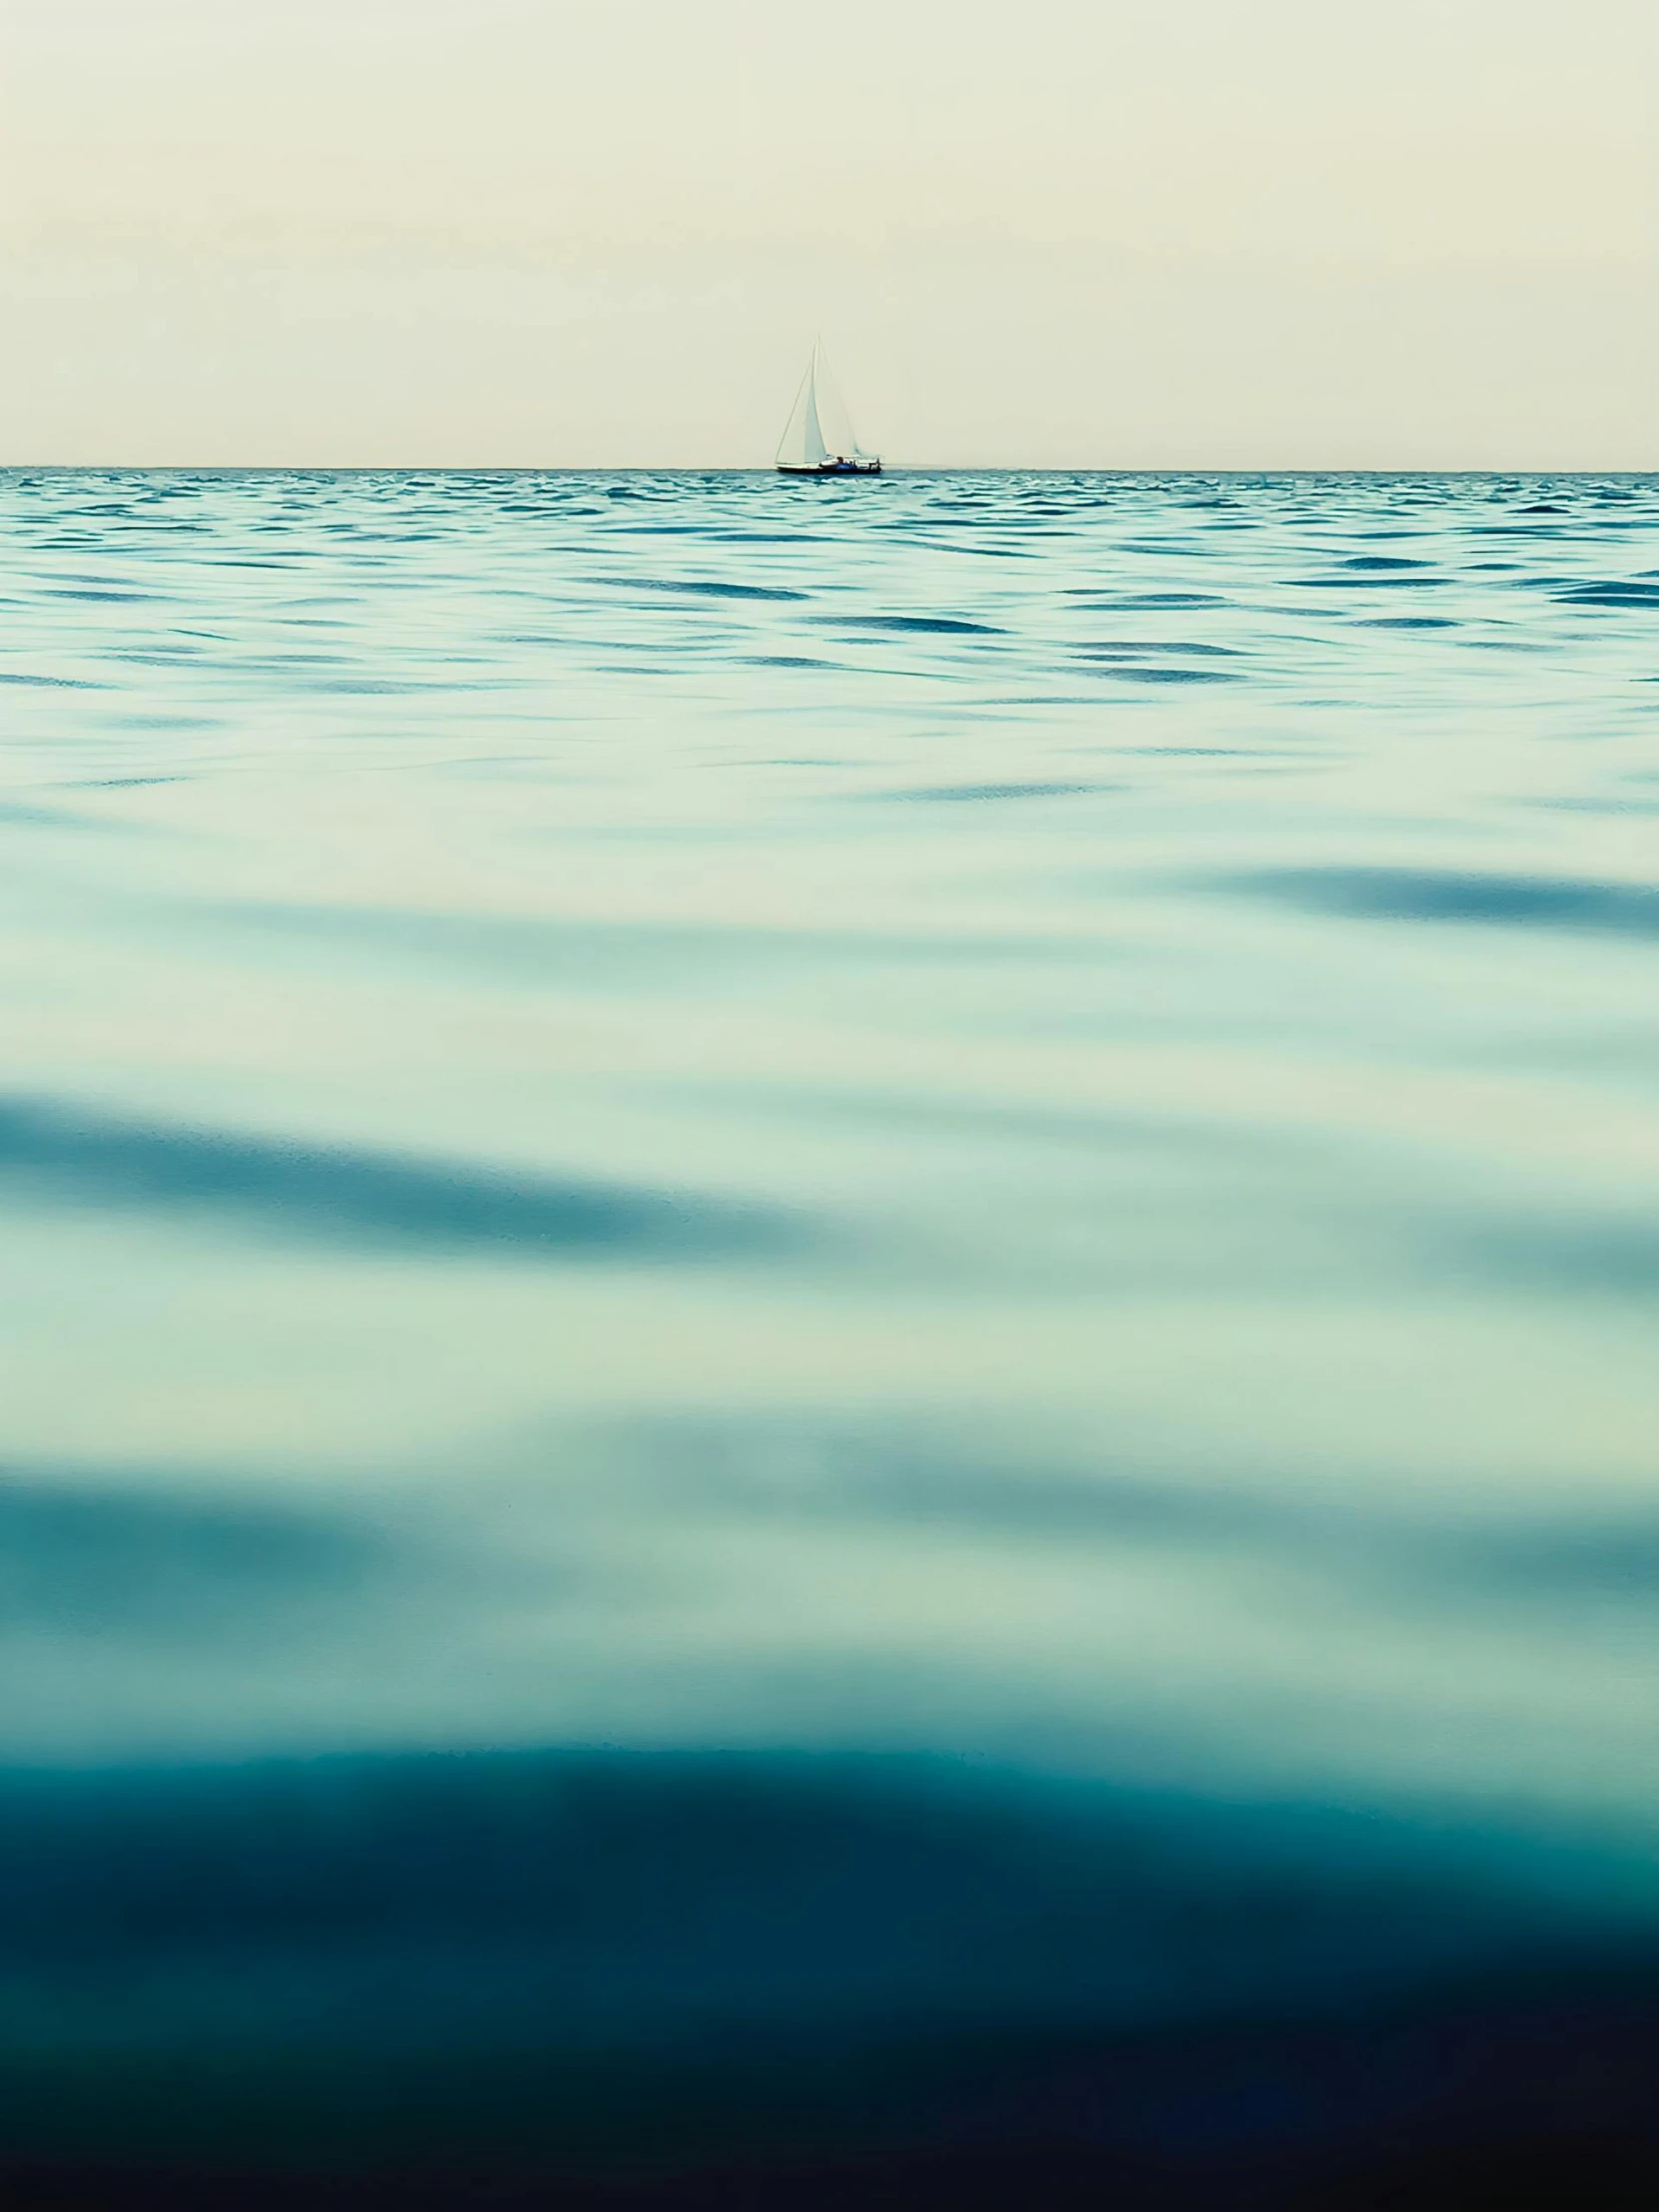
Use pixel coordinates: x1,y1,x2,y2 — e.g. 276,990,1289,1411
776,339,881,476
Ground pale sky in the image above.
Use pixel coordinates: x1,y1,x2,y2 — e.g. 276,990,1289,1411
2,0,1655,466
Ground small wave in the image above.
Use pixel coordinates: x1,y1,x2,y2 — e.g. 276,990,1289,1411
0,671,104,689
1234,866,1659,938
42,586,161,603
0,1472,390,1637
1074,592,1228,609
0,1095,804,1266
1076,640,1243,657
606,576,808,602
878,781,1107,804
1299,573,1443,590
1094,665,1239,684
1558,582,1659,608
814,614,1006,636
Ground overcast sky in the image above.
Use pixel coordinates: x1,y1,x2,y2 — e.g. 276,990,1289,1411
2,0,1654,465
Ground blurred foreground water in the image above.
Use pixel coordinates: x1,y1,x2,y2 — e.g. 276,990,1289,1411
0,468,1655,2199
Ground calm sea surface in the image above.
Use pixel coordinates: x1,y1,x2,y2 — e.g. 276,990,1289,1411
2,473,1658,2124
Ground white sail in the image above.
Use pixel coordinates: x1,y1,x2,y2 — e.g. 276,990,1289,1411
809,341,863,461
805,373,829,462
776,354,829,468
776,339,872,467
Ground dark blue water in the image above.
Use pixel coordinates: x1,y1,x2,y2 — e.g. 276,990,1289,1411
1,469,1656,2196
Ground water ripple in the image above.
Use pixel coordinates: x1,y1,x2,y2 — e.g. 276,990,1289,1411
0,1095,801,1265
1239,866,1659,938
0,464,1655,1851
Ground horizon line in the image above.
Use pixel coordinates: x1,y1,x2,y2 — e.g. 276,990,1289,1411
2,462,1655,478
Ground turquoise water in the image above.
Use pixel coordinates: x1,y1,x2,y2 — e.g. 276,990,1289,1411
2,467,1656,1829
3,468,1659,2178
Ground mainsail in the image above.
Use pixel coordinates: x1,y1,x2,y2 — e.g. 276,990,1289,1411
776,340,866,468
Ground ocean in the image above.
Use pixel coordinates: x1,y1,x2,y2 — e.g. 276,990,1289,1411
1,467,1656,2201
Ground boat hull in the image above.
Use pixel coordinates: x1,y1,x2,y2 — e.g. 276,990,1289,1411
777,460,882,477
